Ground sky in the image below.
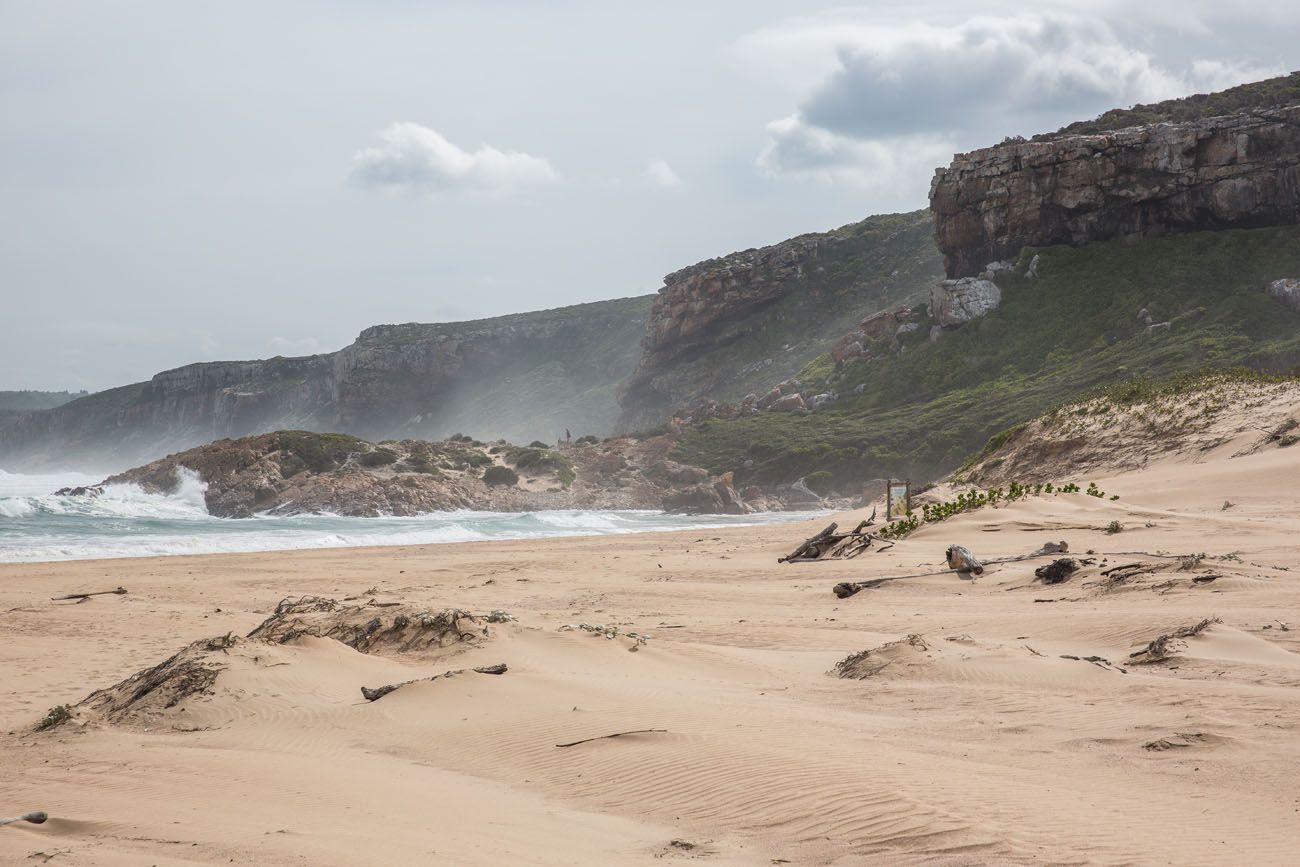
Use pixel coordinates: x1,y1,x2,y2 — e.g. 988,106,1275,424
2,0,1295,391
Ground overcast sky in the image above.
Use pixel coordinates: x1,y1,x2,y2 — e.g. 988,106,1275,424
3,0,1294,391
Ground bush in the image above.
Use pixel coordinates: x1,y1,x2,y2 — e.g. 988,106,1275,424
277,431,365,472
483,465,520,487
38,704,72,730
528,440,550,449
401,457,440,475
576,435,599,445
358,447,398,467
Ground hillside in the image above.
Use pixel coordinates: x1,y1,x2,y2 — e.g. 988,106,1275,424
955,370,1300,487
617,210,942,431
673,224,1300,488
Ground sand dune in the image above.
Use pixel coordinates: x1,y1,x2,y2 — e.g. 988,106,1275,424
3,439,1300,864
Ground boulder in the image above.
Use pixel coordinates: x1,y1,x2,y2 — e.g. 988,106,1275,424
1267,278,1300,312
770,394,806,413
929,278,1002,328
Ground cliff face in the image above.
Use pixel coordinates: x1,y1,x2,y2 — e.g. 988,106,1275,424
1,297,650,471
931,105,1300,277
617,210,942,432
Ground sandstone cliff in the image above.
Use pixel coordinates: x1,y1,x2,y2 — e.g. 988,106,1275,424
2,297,650,470
930,104,1300,277
617,210,942,431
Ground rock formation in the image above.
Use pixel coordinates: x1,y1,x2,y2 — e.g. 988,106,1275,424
617,210,942,431
83,429,784,518
929,278,1002,328
930,105,1300,277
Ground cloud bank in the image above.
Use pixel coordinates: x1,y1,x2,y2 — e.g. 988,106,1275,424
744,12,1281,198
350,123,559,196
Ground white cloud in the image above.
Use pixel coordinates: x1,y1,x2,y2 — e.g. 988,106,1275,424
743,11,1282,193
644,158,681,188
349,122,559,196
269,336,322,356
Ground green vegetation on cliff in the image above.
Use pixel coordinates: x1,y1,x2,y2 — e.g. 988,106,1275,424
673,224,1300,490
1051,71,1300,137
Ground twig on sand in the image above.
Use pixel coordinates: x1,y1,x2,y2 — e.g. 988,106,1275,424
0,811,47,827
555,729,667,748
360,663,507,702
51,587,126,602
1128,618,1220,664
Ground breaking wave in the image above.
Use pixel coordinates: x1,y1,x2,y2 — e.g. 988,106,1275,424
0,470,818,563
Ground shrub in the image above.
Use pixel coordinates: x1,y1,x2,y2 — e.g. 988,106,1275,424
401,457,440,476
483,465,520,487
358,447,398,467
528,440,550,449
277,431,365,473
38,704,72,730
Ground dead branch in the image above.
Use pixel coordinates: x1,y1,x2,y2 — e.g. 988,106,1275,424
555,728,667,748
779,523,838,563
51,587,127,602
1128,617,1220,664
360,662,508,702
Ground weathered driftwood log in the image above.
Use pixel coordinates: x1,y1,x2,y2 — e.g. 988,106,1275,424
1034,558,1080,585
0,811,47,827
779,523,838,563
51,587,127,601
360,663,508,702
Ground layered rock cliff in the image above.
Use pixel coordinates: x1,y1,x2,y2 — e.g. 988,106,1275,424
617,210,942,431
1,297,650,471
931,103,1300,277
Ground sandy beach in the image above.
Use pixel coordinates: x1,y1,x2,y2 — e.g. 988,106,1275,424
3,428,1299,866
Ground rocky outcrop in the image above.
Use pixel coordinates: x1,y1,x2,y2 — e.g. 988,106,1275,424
617,210,943,431
929,278,1001,328
87,429,786,518
1,297,651,471
930,105,1300,277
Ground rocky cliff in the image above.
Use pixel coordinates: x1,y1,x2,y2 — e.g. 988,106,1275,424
617,210,942,431
2,297,651,471
931,103,1300,277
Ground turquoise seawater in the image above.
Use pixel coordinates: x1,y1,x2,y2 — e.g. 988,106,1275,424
0,469,816,563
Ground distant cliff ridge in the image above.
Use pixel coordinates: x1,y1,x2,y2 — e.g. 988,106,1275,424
931,104,1300,277
1,297,650,470
617,210,942,432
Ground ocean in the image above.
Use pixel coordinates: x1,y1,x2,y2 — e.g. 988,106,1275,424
0,469,816,563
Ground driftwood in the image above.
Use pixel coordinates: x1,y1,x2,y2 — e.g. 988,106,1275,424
1128,618,1219,664
51,587,126,602
832,541,1073,598
1034,558,1080,585
779,509,880,563
555,729,667,748
0,811,47,827
360,663,508,702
